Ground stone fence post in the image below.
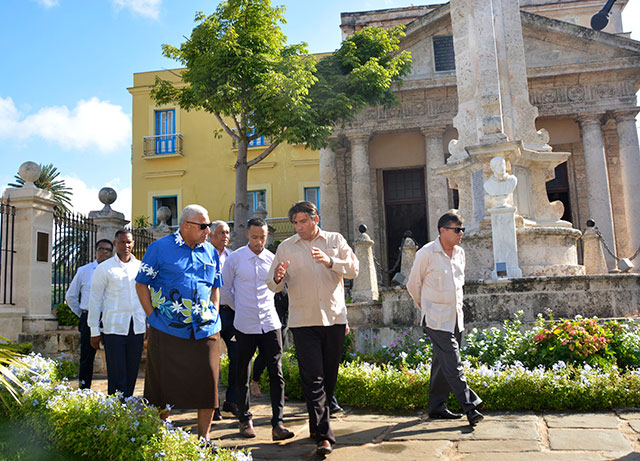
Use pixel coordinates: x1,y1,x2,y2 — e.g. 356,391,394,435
89,187,129,242
351,225,379,302
400,234,418,280
2,162,58,337
151,206,173,240
582,226,608,275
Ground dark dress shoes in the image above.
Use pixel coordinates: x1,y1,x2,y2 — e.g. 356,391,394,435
428,408,463,419
317,439,333,455
239,420,256,438
467,408,484,426
272,424,294,441
212,408,223,421
222,401,239,416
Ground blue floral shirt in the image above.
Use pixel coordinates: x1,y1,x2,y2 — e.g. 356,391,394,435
135,231,222,340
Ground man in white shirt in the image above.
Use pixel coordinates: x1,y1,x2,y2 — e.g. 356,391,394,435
221,217,294,441
407,211,483,427
65,238,113,389
88,229,146,397
209,220,239,419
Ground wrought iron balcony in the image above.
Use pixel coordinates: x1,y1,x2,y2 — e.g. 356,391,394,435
143,134,184,157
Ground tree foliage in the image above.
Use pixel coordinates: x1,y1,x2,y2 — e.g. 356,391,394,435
151,0,411,244
9,163,73,213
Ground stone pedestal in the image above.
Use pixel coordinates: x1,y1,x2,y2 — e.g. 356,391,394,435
488,206,522,279
351,230,379,303
319,146,340,232
89,187,129,242
582,227,608,275
3,164,58,335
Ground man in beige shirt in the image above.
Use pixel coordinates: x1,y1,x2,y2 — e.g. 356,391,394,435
407,211,483,427
267,201,358,455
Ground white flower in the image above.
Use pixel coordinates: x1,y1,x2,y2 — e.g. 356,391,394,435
170,300,182,313
174,232,185,246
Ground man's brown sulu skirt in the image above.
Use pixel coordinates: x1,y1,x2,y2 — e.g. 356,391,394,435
144,326,220,409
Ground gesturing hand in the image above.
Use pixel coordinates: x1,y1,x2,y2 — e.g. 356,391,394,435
311,247,332,268
274,260,290,284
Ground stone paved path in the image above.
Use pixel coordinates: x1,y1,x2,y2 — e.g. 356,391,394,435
91,374,640,460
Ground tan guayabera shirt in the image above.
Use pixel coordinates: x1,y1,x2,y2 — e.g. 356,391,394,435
267,229,359,328
406,237,465,333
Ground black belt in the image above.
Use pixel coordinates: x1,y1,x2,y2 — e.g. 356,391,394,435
220,304,232,310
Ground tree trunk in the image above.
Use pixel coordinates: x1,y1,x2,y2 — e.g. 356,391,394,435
233,141,250,249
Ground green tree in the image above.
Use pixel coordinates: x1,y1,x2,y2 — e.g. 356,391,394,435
9,163,73,213
152,0,411,246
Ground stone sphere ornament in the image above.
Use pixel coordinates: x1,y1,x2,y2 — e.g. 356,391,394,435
156,206,171,226
19,161,41,187
98,187,117,212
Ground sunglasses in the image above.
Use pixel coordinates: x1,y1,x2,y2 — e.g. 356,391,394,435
444,226,465,234
186,221,212,230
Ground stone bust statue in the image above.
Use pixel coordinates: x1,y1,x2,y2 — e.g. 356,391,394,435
484,156,517,208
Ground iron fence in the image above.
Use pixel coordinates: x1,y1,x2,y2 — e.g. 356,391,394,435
52,210,97,306
0,201,16,305
131,227,154,260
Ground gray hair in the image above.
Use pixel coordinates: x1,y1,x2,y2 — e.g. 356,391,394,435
179,204,209,226
210,220,229,231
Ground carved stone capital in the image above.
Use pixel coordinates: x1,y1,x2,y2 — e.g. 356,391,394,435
613,108,640,123
576,112,605,128
420,126,447,139
349,132,372,147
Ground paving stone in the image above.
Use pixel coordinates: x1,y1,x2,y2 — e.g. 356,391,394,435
343,411,421,423
331,420,391,444
629,420,640,434
480,411,537,422
385,419,474,441
544,412,619,428
470,420,539,440
617,410,640,421
548,428,632,452
462,452,605,461
458,439,540,453
329,440,452,460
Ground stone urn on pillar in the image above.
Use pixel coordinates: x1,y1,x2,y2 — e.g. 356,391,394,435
89,187,129,242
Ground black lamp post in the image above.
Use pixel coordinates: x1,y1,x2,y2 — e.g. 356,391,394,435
591,0,619,31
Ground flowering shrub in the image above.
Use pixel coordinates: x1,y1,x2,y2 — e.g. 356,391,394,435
358,330,433,368
2,353,252,461
463,311,530,367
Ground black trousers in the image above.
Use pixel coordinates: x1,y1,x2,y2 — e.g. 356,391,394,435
102,320,144,398
425,326,482,414
291,324,345,445
235,328,285,427
219,305,238,404
78,311,97,389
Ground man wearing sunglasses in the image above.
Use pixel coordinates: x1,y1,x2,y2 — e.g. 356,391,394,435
135,204,223,447
407,211,483,427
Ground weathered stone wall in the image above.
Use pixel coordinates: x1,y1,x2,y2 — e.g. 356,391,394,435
463,274,640,327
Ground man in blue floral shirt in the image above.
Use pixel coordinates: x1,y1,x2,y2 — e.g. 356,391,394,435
135,204,222,444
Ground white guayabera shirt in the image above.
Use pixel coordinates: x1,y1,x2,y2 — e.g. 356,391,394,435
87,254,146,337
406,237,465,333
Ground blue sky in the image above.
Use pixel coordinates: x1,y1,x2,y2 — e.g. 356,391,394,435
0,0,638,220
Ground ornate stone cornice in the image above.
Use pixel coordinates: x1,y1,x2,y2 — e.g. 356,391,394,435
613,107,640,122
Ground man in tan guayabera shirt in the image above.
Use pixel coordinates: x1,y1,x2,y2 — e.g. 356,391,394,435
267,201,358,456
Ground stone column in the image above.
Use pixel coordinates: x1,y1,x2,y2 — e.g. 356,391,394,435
350,133,375,235
319,146,340,232
351,226,378,303
422,127,449,240
578,114,617,269
89,187,129,242
614,109,640,259
2,162,58,334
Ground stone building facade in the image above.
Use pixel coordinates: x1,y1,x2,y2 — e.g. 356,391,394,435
320,1,640,280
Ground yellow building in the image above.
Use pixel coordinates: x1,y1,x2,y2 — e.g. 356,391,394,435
128,69,321,229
